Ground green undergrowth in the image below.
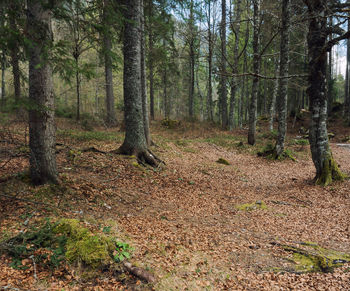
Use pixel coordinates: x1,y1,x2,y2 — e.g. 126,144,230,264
58,129,122,142
281,242,350,273
1,218,133,272
235,200,267,211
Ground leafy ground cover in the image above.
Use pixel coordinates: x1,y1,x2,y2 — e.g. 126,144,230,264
0,117,350,290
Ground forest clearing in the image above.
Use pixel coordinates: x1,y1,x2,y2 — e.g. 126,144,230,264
1,0,350,290
0,116,350,290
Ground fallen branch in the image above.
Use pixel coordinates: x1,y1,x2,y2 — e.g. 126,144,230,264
123,261,156,283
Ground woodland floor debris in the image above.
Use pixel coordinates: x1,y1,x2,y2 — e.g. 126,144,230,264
0,118,350,290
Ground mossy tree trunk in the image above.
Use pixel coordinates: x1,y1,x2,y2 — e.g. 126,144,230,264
27,0,58,185
305,0,346,186
118,0,157,166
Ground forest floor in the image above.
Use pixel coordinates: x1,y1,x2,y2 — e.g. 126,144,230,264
0,115,350,290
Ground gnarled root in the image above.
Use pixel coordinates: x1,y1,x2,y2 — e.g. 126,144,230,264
113,146,164,167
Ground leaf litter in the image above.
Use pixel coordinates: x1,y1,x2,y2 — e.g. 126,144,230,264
0,118,349,290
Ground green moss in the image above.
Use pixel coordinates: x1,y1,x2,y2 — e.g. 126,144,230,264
282,242,350,273
54,219,114,268
316,155,348,186
235,200,267,211
216,158,230,165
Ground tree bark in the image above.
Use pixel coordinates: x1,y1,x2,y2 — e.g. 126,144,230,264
228,0,242,130
304,0,346,186
206,0,214,122
188,0,195,120
140,0,150,146
275,0,291,157
269,58,279,132
103,0,116,126
248,0,260,145
27,0,58,185
9,2,21,106
1,50,5,107
148,0,155,120
219,0,228,128
119,0,157,166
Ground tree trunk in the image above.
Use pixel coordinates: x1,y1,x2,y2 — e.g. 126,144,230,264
248,0,260,145
188,0,195,120
1,50,5,107
148,0,155,120
119,0,157,166
275,0,291,157
228,0,242,131
103,0,116,126
27,0,58,185
269,58,279,132
219,0,228,128
206,0,214,122
305,0,345,186
9,2,21,106
140,0,150,146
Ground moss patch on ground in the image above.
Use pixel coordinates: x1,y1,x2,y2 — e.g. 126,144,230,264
281,242,350,273
235,200,267,211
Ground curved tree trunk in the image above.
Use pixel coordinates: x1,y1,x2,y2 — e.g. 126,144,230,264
27,0,58,185
119,0,157,166
305,0,346,186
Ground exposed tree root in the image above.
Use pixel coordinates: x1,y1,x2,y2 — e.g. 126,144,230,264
114,146,164,167
315,155,347,186
123,261,156,283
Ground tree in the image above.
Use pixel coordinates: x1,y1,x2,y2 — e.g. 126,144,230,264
274,0,291,157
248,0,260,145
303,0,348,185
219,0,228,127
27,0,58,185
228,0,242,130
118,0,158,165
102,0,117,126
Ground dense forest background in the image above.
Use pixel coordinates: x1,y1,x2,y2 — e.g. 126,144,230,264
0,0,348,124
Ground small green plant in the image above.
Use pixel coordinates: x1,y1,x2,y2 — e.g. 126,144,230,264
292,139,309,146
113,242,133,263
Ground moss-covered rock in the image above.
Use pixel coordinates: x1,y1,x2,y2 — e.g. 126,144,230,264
235,200,267,211
54,219,115,268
